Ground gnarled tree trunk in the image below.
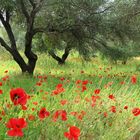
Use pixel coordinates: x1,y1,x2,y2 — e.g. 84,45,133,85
11,50,28,73
49,46,71,65
0,0,44,75
0,11,28,73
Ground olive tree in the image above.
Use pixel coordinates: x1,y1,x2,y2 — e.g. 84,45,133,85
0,0,45,74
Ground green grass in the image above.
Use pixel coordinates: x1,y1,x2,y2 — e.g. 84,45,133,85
0,52,140,140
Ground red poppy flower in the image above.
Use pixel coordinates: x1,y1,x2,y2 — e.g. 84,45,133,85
77,111,86,121
60,77,65,81
0,89,3,94
64,126,81,140
32,108,35,111
56,84,63,88
28,114,35,121
70,111,78,117
120,81,125,85
76,114,82,121
21,105,27,110
108,94,115,100
92,95,100,101
110,106,116,113
0,82,2,86
10,88,28,106
1,110,5,116
91,95,100,107
81,111,86,115
53,110,67,122
33,102,38,105
103,112,108,117
52,84,65,95
6,103,11,109
38,107,50,119
38,75,43,79
85,97,90,102
36,82,42,86
82,85,87,92
60,99,68,106
124,106,128,110
52,90,58,95
76,80,81,84
2,75,9,81
131,75,137,84
82,80,88,85
132,108,140,116
39,89,43,93
6,118,27,137
94,89,100,94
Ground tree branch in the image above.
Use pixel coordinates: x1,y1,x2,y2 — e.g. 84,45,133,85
32,27,46,35
29,0,36,8
30,0,44,18
0,12,5,22
6,11,10,23
0,13,17,49
48,50,63,63
70,0,113,15
0,37,12,53
19,0,30,21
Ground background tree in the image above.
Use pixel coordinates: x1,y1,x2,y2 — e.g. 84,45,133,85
39,0,140,65
40,0,114,64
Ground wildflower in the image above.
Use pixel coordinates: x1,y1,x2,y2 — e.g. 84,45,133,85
132,108,140,116
53,110,67,122
131,75,137,84
103,112,108,117
124,106,128,110
60,99,68,106
108,94,115,100
76,80,81,85
64,126,81,140
110,106,116,113
10,88,27,106
38,107,50,119
94,89,100,94
91,95,100,107
36,82,42,86
82,80,88,85
0,82,2,86
0,89,3,94
60,77,65,81
6,118,27,137
82,85,87,92
52,84,65,95
28,114,35,121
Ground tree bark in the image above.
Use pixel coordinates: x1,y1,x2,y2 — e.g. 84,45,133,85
49,46,71,65
122,60,127,65
11,50,28,73
25,50,38,74
20,0,42,74
61,46,71,63
0,37,28,73
48,50,64,64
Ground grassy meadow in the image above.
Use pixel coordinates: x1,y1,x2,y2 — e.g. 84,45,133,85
0,51,140,140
